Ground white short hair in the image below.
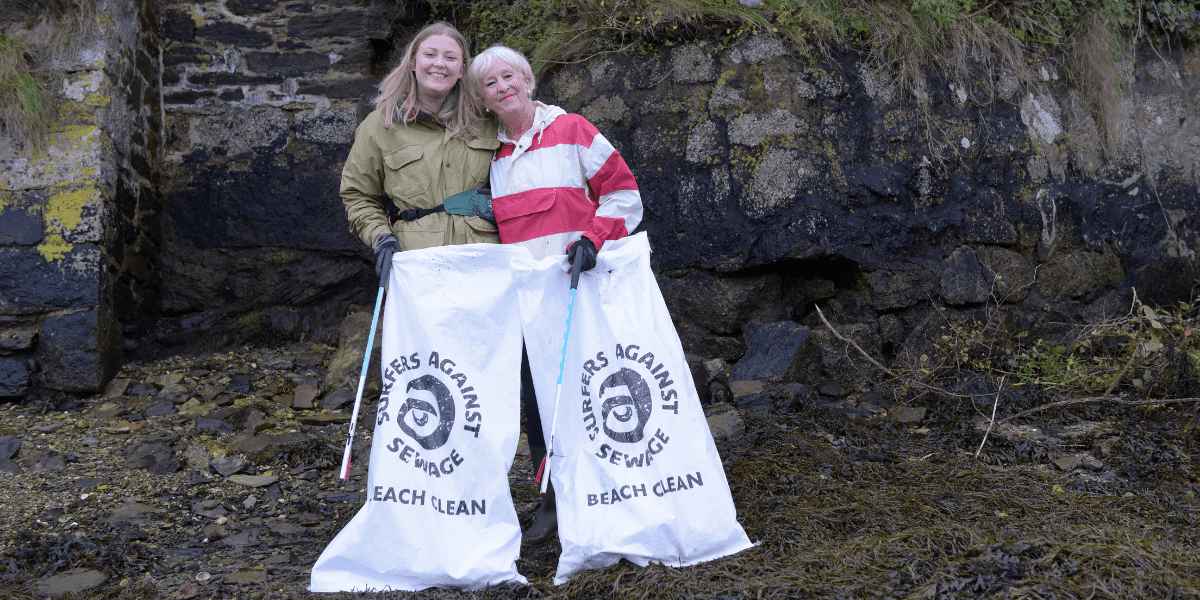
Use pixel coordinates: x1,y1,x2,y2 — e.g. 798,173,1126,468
467,45,536,100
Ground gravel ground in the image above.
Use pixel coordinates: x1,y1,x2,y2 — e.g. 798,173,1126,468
1,341,1197,599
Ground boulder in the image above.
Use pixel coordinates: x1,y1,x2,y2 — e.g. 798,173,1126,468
37,308,122,393
0,356,30,398
730,321,821,385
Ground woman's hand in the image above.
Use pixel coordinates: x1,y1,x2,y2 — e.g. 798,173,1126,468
374,232,401,281
567,237,597,272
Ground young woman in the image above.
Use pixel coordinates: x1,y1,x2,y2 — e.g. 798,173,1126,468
341,21,501,275
467,45,644,546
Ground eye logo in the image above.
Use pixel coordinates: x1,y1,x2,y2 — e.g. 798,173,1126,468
598,368,653,443
398,374,456,450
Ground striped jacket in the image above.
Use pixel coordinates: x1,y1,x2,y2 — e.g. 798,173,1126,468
490,103,642,260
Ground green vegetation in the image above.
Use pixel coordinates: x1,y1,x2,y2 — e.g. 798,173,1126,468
418,0,1199,153
0,32,51,148
886,293,1200,418
435,0,1198,70
0,0,98,149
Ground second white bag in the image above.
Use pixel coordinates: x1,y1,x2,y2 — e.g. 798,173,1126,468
514,233,755,585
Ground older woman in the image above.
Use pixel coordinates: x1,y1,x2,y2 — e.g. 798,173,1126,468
467,45,644,546
341,21,501,277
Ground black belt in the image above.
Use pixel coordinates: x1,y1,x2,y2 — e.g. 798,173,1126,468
388,204,445,223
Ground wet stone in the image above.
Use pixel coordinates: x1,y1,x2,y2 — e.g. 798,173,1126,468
221,529,261,547
319,388,354,410
200,385,226,402
818,379,841,397
227,432,317,463
146,401,177,416
192,499,228,518
31,451,66,472
0,435,20,460
270,522,308,535
94,406,130,420
736,390,773,412
105,502,163,524
210,457,248,476
229,374,252,393
262,551,294,564
731,321,816,383
151,373,184,389
33,568,107,597
299,412,350,425
888,406,927,423
262,355,294,370
123,440,181,474
228,408,269,431
229,474,279,488
292,383,319,409
196,418,233,434
127,382,155,397
320,492,366,503
102,377,132,398
225,570,267,584
202,522,226,540
707,410,746,442
1053,455,1105,472
159,382,188,396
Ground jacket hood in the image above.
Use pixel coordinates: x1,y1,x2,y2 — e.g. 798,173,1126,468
497,102,567,144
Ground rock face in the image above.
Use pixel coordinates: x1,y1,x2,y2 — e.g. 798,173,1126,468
155,0,384,316
0,0,161,396
3,3,1199,398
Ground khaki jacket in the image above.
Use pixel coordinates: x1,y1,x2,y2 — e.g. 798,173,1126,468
341,109,501,251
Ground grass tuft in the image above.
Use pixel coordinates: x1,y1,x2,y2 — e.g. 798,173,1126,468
0,0,99,150
399,0,1199,158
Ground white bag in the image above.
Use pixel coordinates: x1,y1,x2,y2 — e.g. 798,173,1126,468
310,243,529,592
514,233,754,584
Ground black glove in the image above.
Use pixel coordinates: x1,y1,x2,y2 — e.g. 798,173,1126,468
373,232,400,282
566,236,598,272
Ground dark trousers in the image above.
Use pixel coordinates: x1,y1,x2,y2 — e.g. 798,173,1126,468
521,343,546,451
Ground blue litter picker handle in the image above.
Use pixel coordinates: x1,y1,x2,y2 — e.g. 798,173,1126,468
540,250,585,495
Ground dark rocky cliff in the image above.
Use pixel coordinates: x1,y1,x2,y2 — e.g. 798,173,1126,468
1,0,1197,399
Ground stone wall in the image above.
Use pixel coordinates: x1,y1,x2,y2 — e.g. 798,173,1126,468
0,0,162,397
4,3,1198,398
535,39,1199,381
154,0,388,322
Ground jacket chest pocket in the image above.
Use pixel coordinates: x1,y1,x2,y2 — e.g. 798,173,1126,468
463,136,501,189
383,145,430,203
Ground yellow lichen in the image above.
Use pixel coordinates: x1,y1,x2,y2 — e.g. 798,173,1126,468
38,233,72,262
188,6,205,28
45,186,95,234
84,93,111,107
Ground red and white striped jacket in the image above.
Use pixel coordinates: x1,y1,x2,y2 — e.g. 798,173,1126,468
490,103,643,260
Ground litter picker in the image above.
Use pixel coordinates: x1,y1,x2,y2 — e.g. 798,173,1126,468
338,263,388,481
538,250,585,494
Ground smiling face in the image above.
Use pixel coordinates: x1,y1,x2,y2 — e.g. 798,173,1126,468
412,34,464,109
477,60,534,119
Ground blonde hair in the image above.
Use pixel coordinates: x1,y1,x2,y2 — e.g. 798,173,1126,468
374,21,483,138
466,45,537,107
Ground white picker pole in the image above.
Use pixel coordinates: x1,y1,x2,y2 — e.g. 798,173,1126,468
338,264,388,481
